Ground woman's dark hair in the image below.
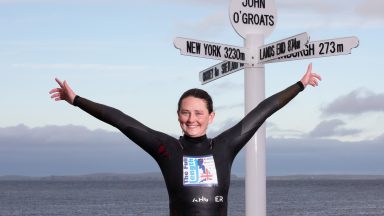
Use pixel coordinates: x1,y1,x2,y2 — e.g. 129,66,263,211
177,88,213,113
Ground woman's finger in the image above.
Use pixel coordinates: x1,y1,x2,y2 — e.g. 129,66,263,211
55,78,64,88
50,93,61,99
311,73,322,81
306,63,312,73
49,88,61,94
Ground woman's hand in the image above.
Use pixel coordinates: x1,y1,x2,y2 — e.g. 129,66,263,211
49,78,76,105
300,63,322,88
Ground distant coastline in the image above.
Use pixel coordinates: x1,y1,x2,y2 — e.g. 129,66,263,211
1,173,384,181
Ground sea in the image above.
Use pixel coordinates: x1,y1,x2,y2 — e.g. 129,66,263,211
1,177,384,216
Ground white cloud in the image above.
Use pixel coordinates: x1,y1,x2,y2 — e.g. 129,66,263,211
0,124,155,176
12,63,146,73
164,0,228,5
267,122,304,139
277,0,383,17
307,119,362,138
277,0,384,29
277,0,344,14
322,88,384,115
0,0,142,5
208,118,238,137
267,136,384,176
215,102,243,112
214,81,243,92
356,0,384,18
192,11,228,36
172,0,384,39
174,10,228,38
1,124,384,176
0,0,227,6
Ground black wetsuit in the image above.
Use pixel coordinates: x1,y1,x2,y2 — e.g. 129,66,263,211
73,81,304,216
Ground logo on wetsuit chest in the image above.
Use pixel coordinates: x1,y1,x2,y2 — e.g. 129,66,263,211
183,155,218,187
192,196,209,203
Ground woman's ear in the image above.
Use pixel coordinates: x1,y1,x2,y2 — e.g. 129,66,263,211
208,112,215,124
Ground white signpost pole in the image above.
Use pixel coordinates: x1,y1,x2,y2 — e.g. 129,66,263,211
244,34,266,216
229,1,277,216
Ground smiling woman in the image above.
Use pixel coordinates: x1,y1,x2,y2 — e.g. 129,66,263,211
49,64,320,216
177,88,215,138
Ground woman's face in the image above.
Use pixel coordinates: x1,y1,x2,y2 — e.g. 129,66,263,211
178,96,215,137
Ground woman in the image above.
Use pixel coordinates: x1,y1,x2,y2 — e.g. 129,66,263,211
49,64,321,216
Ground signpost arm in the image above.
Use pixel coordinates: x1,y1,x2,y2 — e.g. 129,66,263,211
244,34,266,216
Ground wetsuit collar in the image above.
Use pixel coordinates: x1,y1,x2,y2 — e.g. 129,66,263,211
179,134,213,150
181,134,208,143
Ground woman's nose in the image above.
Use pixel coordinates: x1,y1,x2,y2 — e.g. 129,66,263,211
188,113,196,122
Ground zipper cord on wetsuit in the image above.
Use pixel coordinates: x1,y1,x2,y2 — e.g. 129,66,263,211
178,139,184,150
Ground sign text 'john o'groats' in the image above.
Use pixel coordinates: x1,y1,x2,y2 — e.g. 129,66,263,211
229,0,277,38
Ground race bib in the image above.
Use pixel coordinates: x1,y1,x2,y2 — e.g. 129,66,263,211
183,155,218,187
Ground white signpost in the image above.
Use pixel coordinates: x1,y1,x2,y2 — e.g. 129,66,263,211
229,0,277,37
258,32,309,63
174,0,359,216
197,32,309,85
266,36,359,63
199,61,245,84
229,1,278,216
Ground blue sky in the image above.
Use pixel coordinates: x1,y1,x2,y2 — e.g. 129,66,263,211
1,0,384,177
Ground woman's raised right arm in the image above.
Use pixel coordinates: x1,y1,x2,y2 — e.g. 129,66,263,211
48,78,170,156
49,78,141,130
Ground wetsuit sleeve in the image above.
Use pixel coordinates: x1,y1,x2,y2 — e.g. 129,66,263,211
73,96,172,156
216,81,304,153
